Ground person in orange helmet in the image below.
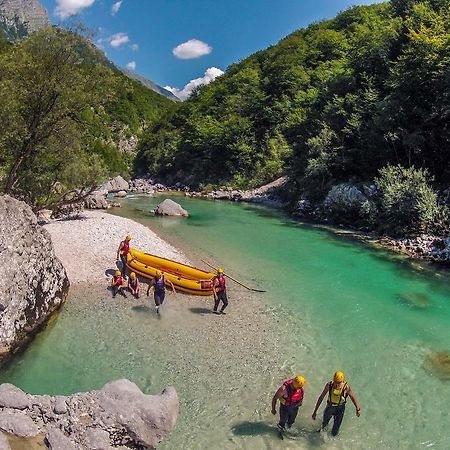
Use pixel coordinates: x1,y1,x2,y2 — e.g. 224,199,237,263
271,375,306,436
212,267,228,314
116,234,131,278
127,272,140,298
312,370,361,436
111,270,127,298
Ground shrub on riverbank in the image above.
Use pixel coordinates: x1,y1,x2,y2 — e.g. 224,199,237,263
374,165,446,236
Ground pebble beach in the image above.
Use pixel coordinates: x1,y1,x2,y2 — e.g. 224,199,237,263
44,210,189,284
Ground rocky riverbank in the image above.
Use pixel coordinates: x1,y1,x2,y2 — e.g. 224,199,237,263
0,194,183,449
0,195,69,364
0,380,178,449
43,210,187,284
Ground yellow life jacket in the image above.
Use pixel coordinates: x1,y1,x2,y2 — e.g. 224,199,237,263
328,381,348,406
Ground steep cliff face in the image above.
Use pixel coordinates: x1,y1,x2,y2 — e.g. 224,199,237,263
0,195,69,363
0,0,49,40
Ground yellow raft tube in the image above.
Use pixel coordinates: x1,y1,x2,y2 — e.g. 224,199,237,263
127,248,215,296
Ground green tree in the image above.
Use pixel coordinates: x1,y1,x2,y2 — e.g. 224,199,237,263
0,27,116,210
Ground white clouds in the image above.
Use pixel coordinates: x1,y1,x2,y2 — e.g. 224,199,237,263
172,39,212,60
165,67,224,101
126,61,136,71
55,0,95,19
130,43,139,51
111,0,122,15
109,32,129,48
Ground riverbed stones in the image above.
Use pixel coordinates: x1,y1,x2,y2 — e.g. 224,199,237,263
0,195,69,365
0,384,30,410
424,351,450,380
0,379,178,449
154,199,189,217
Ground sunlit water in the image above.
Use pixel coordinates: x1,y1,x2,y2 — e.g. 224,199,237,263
1,194,450,449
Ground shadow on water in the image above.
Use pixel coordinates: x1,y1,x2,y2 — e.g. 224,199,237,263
231,421,324,446
189,307,214,315
231,421,276,437
132,305,153,314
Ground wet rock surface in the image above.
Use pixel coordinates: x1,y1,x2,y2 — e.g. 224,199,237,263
0,195,69,364
154,199,189,217
0,380,178,449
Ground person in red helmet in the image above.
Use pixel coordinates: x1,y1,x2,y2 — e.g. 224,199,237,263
272,375,306,438
312,370,361,436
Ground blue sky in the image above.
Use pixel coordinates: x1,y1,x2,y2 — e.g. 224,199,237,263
39,0,382,99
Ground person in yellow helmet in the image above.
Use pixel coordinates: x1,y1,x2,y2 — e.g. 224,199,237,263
127,272,140,298
111,270,127,298
146,270,176,314
271,375,306,437
116,234,131,279
212,268,228,314
312,371,361,436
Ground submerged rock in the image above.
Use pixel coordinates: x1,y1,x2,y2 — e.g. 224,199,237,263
0,195,69,364
0,380,178,449
423,351,450,380
154,199,189,217
397,292,430,309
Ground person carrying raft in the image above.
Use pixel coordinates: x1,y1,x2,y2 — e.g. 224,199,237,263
312,370,361,436
111,270,127,298
127,272,140,298
146,270,176,314
116,234,131,278
212,268,228,314
271,375,306,437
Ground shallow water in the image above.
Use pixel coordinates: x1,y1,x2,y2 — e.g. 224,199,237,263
1,194,450,449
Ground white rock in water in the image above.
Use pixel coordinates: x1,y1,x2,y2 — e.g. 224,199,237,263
114,190,127,198
154,199,189,217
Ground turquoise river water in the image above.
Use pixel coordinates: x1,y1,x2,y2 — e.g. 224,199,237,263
1,194,450,450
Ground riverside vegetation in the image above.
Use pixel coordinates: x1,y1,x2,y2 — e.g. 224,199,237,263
2,0,450,239
0,26,175,212
135,0,450,238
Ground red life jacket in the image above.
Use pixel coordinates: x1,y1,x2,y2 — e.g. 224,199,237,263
282,379,304,407
121,240,130,255
215,275,226,292
113,275,123,286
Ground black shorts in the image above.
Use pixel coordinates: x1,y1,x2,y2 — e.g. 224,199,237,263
154,289,165,306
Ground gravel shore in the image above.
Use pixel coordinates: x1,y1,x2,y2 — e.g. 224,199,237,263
44,210,188,284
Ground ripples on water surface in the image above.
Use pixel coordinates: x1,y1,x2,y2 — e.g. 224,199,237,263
1,194,450,449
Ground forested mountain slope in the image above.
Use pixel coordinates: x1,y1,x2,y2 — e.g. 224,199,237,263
135,0,450,198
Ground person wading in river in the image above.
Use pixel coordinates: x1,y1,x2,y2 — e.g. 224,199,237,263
312,370,361,436
146,270,176,314
272,375,306,437
116,234,131,278
212,268,228,314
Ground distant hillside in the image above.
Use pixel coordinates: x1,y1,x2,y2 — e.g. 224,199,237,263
135,0,450,195
0,0,49,40
122,68,180,102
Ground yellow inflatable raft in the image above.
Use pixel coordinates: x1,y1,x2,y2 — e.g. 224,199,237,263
127,248,214,296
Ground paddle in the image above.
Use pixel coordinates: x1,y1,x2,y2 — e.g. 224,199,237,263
201,259,266,293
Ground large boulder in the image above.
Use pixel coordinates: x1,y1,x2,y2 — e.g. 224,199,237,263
0,195,69,363
0,380,178,449
84,191,109,210
154,199,189,217
101,176,129,193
